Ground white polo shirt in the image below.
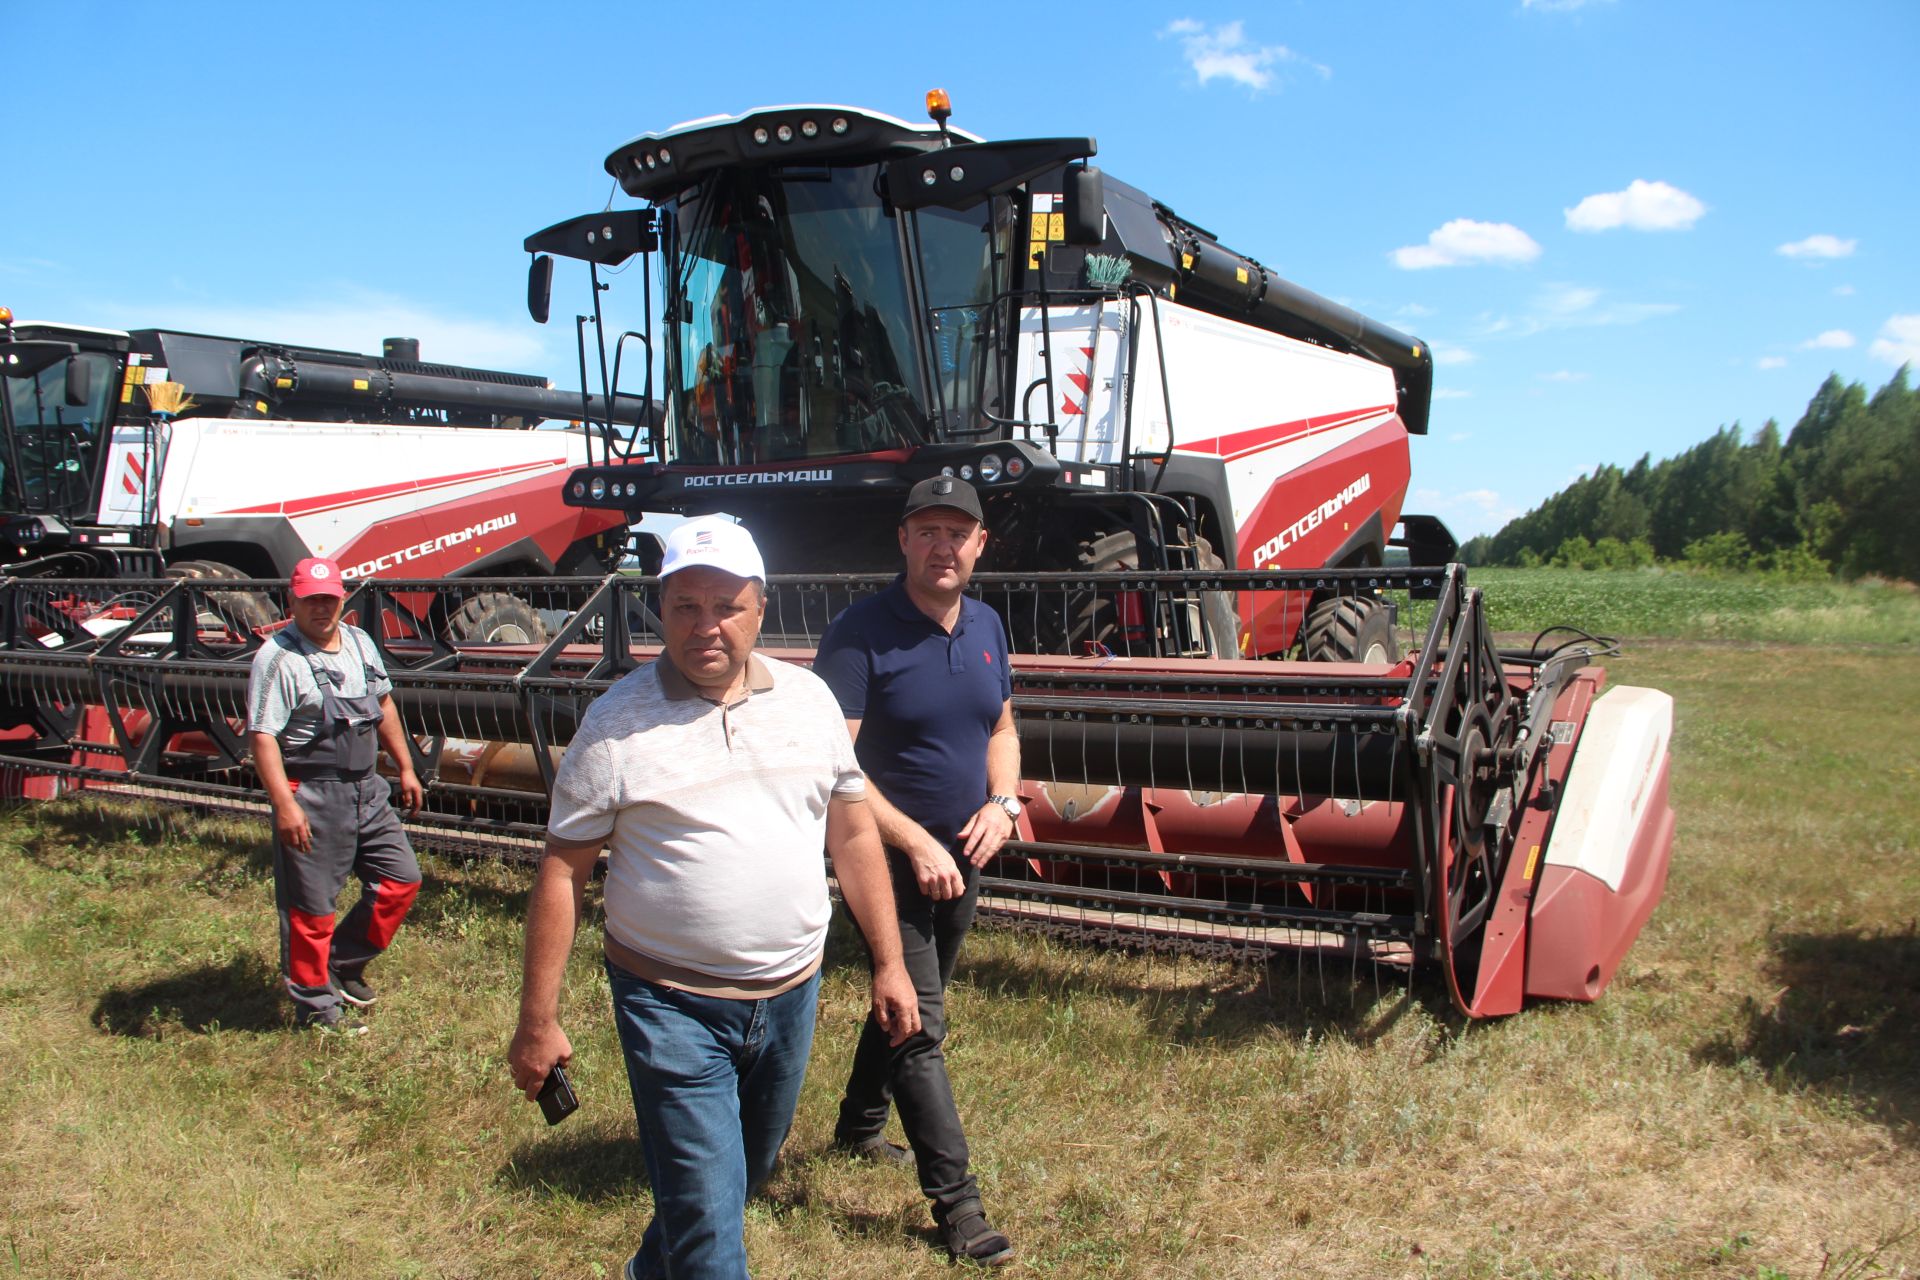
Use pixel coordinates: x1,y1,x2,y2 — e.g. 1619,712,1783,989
546,652,864,987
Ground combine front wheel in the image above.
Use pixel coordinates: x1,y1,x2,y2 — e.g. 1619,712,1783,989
1302,594,1398,663
164,560,277,637
1194,536,1241,658
443,593,548,646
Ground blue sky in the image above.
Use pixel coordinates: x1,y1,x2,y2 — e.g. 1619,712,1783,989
5,1,1914,540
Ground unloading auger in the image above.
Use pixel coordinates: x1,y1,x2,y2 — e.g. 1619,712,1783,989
0,564,1673,1018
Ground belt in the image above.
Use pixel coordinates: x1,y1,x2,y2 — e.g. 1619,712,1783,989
285,767,377,783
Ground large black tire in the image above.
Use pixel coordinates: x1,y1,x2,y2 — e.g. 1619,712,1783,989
1302,594,1399,663
442,592,548,645
164,559,277,636
1193,536,1241,659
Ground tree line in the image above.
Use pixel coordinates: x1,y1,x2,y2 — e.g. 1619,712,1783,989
1458,367,1919,581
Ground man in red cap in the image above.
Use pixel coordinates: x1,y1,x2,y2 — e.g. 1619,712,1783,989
246,556,424,1032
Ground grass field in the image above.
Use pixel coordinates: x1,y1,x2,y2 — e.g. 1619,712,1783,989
2,572,1917,1278
1462,567,1920,647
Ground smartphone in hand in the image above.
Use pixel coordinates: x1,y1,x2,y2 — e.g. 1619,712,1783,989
536,1063,579,1125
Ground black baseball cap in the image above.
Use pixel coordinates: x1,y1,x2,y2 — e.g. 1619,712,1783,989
901,475,984,523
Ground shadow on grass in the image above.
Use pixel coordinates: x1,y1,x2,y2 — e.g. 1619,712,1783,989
500,1132,647,1201
11,791,539,926
10,797,268,878
821,915,1459,1048
92,954,287,1037
1695,925,1920,1138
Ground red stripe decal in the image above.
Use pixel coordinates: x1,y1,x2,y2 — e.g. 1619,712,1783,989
222,459,558,517
1177,404,1396,460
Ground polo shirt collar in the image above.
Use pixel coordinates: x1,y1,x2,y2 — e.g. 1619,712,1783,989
882,575,974,633
655,652,774,702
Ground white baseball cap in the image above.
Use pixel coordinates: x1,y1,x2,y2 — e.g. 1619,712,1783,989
658,516,766,583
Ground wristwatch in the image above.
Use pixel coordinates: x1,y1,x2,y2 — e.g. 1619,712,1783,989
989,794,1022,821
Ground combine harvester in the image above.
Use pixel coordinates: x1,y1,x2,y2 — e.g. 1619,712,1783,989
0,95,1675,1018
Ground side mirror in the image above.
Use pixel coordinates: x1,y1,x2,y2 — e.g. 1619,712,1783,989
1063,164,1106,246
528,254,554,325
63,355,91,407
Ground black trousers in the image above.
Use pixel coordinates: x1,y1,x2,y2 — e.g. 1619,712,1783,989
837,849,980,1219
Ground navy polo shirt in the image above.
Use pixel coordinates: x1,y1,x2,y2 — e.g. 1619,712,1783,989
813,576,1013,853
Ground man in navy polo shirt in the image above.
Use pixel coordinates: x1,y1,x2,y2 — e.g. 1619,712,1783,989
813,475,1020,1267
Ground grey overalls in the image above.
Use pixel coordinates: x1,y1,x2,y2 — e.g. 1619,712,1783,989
271,628,421,1023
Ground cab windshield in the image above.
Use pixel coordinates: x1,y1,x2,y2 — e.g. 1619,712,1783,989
2,350,119,516
662,165,994,465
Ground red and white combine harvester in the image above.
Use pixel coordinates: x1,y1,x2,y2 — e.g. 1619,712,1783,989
0,95,1674,1018
0,311,650,639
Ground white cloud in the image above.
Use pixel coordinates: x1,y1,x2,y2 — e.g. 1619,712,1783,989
1524,0,1612,9
1565,180,1707,232
0,257,64,278
1391,219,1541,270
1474,283,1679,339
1397,302,1435,318
1445,429,1472,441
1756,356,1787,370
1161,20,1329,93
1833,284,1856,297
91,287,553,372
1429,341,1476,366
1433,389,1473,401
1539,370,1589,382
1800,329,1855,350
1777,234,1856,260
1869,314,1920,366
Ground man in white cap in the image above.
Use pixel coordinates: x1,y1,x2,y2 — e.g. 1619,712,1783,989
247,555,424,1033
509,515,920,1280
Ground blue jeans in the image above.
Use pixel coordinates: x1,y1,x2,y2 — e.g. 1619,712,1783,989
607,959,821,1280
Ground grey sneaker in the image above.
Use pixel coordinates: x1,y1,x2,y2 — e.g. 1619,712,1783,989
832,1134,912,1167
330,971,376,1007
941,1202,1013,1266
299,1008,369,1036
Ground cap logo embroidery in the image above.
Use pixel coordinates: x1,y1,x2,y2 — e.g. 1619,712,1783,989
310,563,331,578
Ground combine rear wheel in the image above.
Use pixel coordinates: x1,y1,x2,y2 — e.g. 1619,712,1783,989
1302,594,1399,663
442,593,548,645
164,560,277,637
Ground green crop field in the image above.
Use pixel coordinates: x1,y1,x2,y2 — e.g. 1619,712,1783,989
2,571,1916,1278
1458,567,1920,647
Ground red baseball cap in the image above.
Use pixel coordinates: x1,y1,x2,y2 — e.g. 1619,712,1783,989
290,556,346,598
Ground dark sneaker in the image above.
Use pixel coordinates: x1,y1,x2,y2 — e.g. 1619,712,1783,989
831,1134,912,1167
299,1008,369,1036
330,972,376,1007
941,1203,1013,1266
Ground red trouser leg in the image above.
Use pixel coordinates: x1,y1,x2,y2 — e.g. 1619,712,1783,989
365,878,419,950
285,908,336,990
330,778,423,979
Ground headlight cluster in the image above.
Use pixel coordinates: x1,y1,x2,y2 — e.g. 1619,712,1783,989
750,116,850,147
570,476,642,502
938,453,1028,486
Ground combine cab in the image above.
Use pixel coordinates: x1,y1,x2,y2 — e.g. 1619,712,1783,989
536,95,1450,660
